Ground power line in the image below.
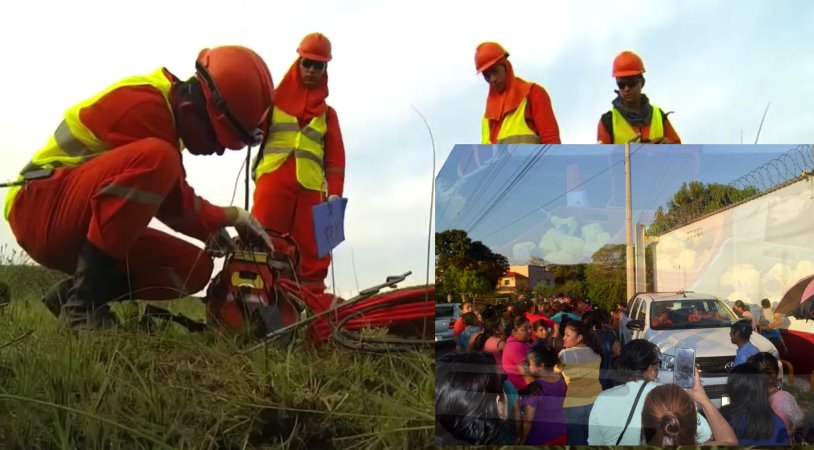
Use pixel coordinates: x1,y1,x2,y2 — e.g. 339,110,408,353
452,145,517,229
467,145,553,234
476,144,646,242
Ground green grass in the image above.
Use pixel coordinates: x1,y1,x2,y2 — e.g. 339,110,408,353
0,247,434,450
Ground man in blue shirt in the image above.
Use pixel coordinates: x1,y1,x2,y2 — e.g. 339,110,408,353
730,319,760,365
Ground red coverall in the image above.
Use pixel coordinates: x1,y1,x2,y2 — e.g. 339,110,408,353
8,69,225,299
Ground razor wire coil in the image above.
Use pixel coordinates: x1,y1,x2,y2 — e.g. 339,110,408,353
663,144,814,232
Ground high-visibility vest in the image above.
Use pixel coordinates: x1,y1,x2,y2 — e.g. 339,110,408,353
3,68,176,220
610,105,664,144
481,96,539,145
252,106,328,192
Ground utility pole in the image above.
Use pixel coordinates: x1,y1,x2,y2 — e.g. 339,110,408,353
625,143,635,300
636,224,646,292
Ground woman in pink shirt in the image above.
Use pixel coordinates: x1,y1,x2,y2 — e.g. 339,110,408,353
484,319,510,373
502,316,533,391
749,352,803,439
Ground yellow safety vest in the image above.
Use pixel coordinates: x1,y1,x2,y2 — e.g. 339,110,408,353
253,106,328,192
610,105,664,144
481,96,539,145
3,68,175,221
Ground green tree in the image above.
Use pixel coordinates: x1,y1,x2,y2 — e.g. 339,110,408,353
546,264,586,286
561,280,586,301
534,284,557,298
435,229,509,301
584,244,626,310
647,181,758,235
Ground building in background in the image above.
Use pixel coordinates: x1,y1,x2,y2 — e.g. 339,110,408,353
496,265,555,293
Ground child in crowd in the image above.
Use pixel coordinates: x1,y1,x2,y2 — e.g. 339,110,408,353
519,346,568,445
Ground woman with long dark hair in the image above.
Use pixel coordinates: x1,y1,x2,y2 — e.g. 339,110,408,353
518,345,568,445
435,352,507,445
483,318,510,371
720,363,789,445
748,352,803,440
502,316,533,391
558,320,603,445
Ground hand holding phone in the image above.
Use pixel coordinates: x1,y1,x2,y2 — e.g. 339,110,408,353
674,345,696,389
685,366,711,405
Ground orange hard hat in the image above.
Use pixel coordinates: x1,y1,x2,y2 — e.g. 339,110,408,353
297,32,332,62
612,51,645,77
196,46,275,150
475,42,509,74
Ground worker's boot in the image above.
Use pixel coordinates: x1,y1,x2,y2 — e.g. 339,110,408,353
42,277,73,318
60,242,127,329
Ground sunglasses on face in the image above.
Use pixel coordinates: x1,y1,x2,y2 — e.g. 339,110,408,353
195,60,265,147
616,77,642,90
300,59,326,71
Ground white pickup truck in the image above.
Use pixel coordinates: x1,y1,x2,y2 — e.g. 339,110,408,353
620,291,780,408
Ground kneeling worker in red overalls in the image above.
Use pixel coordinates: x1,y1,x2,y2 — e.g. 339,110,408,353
3,46,275,329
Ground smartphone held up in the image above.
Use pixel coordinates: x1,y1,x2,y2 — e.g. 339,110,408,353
674,345,697,389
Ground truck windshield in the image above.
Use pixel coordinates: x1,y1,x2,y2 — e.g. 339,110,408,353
650,299,738,330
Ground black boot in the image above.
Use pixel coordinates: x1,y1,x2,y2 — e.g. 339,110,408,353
61,242,129,329
42,277,73,318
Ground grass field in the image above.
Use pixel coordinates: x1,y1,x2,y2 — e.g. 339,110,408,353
0,247,434,450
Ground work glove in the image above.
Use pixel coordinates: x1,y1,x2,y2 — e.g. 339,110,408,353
327,195,341,202
205,228,236,257
226,207,275,252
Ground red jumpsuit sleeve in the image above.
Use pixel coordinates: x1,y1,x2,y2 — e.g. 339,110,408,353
79,85,225,242
597,117,613,144
324,106,346,197
663,117,681,144
525,84,561,144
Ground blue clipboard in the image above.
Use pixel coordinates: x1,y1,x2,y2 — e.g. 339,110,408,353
312,197,348,258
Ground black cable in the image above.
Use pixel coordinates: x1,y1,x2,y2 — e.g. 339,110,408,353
477,144,646,241
436,149,477,226
468,145,552,233
451,146,516,230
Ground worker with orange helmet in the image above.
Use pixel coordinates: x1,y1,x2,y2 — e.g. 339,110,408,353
3,45,276,328
597,51,681,144
251,32,346,308
475,42,561,145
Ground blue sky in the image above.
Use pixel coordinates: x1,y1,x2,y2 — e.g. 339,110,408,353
1,0,813,297
435,144,810,265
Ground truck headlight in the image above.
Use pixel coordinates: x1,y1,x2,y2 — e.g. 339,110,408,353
660,354,675,371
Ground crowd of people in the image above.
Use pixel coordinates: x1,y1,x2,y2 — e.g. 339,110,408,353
436,294,812,446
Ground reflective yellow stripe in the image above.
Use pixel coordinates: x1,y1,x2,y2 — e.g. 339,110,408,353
54,120,93,157
268,123,326,144
300,127,324,144
98,183,164,205
269,123,301,133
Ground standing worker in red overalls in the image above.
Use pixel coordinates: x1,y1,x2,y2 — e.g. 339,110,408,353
252,32,346,311
3,46,276,329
